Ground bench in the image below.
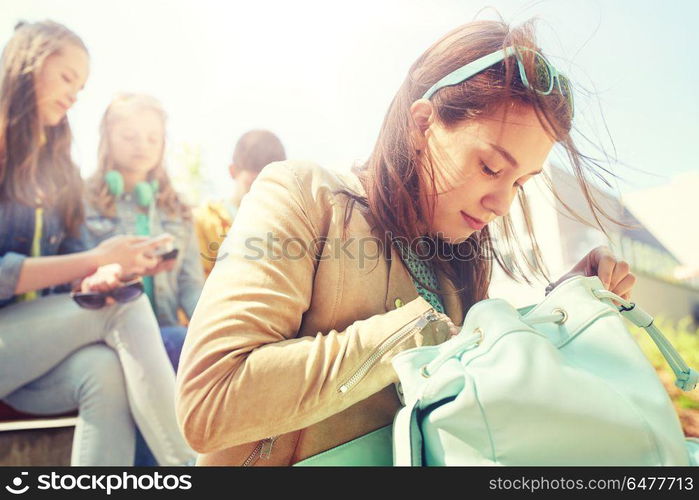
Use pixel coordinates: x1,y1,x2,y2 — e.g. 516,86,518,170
0,401,75,465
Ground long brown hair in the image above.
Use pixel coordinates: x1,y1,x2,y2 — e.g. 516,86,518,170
340,19,622,312
0,20,87,236
86,93,192,222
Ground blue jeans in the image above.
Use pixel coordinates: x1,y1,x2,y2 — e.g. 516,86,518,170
0,294,196,465
4,344,134,465
134,325,188,466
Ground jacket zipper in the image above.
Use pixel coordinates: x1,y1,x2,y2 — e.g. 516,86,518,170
338,309,438,394
242,436,278,467
242,309,438,464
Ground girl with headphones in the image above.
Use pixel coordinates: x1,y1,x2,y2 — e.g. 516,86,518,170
81,93,205,465
0,21,195,465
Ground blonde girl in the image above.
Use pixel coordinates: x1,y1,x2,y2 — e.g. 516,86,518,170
0,21,195,466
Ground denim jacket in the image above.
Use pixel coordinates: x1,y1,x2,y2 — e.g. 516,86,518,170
0,200,85,309
80,194,205,327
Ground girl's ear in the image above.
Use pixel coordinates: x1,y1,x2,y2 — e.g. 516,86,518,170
409,98,434,151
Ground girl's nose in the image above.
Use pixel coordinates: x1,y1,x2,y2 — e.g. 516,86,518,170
481,186,516,218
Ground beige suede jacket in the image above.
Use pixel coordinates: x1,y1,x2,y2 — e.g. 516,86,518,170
175,160,465,466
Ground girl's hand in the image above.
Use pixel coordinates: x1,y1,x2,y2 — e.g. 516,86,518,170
79,263,131,306
552,246,636,300
80,263,124,293
91,234,173,276
418,311,460,347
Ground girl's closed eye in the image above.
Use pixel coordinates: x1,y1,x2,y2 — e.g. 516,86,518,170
480,161,502,178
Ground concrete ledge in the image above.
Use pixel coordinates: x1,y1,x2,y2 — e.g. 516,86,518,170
0,426,73,466
0,416,77,433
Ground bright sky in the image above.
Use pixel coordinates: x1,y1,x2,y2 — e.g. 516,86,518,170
3,0,698,202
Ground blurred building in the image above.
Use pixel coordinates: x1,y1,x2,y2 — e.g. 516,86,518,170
623,172,699,283
489,164,699,323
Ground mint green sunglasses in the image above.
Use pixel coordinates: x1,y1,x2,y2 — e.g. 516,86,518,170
422,46,573,116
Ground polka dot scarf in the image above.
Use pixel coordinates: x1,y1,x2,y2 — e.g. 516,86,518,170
396,240,446,314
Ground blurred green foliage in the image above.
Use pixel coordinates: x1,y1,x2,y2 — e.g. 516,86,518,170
630,316,699,409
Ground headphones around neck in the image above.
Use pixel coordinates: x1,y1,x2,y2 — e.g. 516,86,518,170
105,170,159,208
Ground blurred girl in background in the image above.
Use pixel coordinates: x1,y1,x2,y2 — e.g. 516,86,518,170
82,93,204,464
0,21,195,466
83,93,204,369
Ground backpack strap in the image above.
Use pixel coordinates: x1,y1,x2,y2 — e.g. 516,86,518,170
392,398,423,466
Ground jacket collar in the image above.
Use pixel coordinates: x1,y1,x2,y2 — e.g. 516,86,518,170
383,243,419,313
382,241,464,327
345,169,465,327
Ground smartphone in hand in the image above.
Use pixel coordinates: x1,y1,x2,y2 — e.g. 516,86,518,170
154,247,179,261
138,233,177,260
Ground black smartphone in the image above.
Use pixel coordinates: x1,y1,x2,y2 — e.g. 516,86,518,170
155,247,179,261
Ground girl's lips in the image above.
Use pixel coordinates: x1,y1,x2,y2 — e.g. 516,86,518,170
460,211,486,231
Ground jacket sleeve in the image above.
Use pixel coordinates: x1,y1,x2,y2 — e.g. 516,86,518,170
0,251,26,301
177,220,205,320
175,162,438,453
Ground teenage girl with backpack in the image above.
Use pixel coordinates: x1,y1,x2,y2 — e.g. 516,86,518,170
176,19,636,465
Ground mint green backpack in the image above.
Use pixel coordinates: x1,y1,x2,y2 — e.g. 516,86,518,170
392,275,699,466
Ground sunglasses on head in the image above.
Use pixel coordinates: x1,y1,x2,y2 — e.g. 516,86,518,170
71,279,144,310
422,46,574,117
